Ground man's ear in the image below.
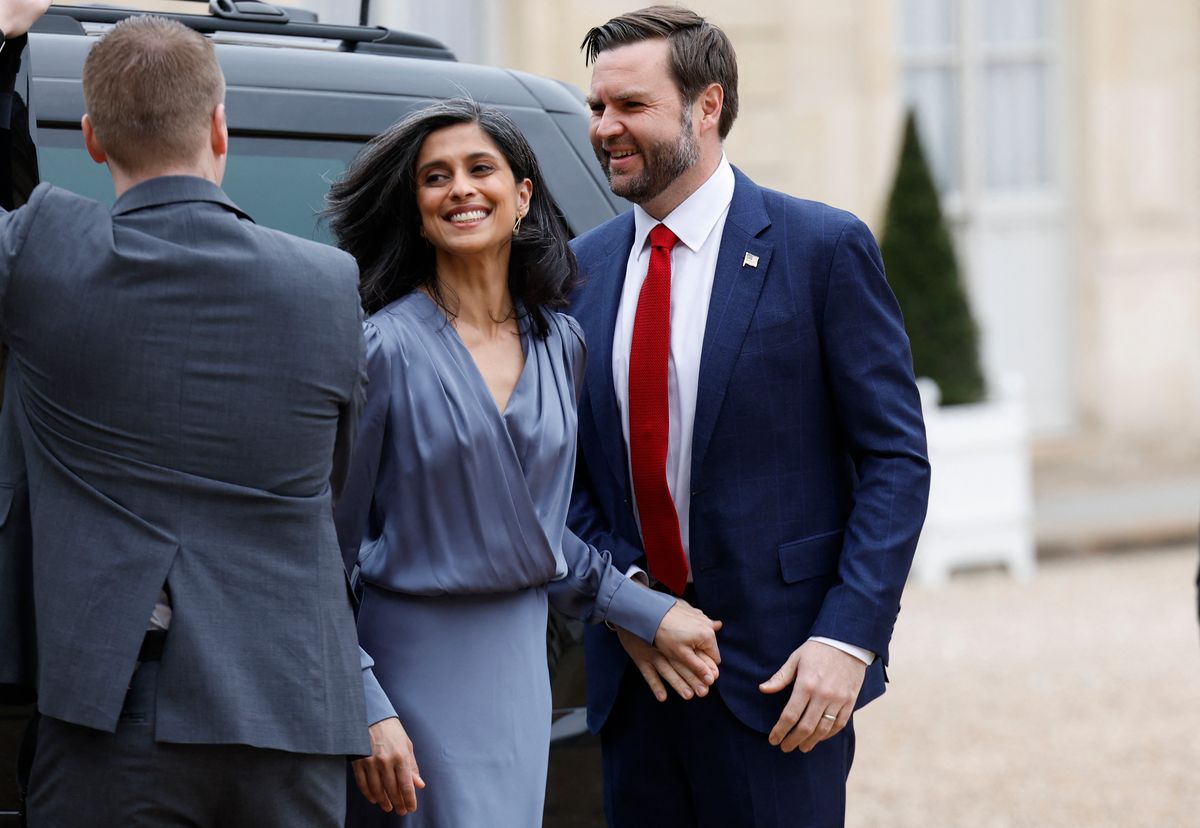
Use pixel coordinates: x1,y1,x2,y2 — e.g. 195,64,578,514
81,114,107,164
210,103,228,159
696,83,724,135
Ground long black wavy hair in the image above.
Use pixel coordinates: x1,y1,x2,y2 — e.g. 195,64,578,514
326,99,578,338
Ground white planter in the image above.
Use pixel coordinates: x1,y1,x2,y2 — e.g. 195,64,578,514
910,374,1036,586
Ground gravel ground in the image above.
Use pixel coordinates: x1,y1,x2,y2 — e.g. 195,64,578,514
847,545,1200,828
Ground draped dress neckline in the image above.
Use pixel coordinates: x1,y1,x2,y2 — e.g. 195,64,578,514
346,291,580,595
413,291,534,424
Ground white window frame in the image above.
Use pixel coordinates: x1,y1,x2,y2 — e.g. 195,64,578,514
900,0,1064,221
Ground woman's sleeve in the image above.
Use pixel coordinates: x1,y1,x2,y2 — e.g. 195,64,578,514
550,530,673,644
547,313,674,643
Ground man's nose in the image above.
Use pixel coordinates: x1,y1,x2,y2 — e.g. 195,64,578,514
593,109,624,140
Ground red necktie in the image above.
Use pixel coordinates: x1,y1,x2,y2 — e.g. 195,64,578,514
627,224,688,596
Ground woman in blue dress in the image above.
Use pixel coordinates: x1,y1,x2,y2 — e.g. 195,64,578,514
326,100,721,826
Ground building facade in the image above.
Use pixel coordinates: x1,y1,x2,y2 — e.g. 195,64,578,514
295,0,1200,464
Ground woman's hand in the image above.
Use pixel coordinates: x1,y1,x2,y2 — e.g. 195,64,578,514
353,716,426,814
619,598,722,701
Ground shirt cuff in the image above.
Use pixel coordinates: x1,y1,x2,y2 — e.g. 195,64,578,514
810,636,875,666
623,563,649,585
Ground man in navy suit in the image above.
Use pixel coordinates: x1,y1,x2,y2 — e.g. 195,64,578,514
569,7,931,826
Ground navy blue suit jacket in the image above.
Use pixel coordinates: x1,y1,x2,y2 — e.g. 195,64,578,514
568,168,930,735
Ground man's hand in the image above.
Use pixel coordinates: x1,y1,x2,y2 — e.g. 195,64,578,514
618,598,722,702
617,624,709,702
0,0,51,39
352,717,425,815
758,639,866,753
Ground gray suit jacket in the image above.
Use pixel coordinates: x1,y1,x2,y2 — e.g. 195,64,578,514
0,176,370,756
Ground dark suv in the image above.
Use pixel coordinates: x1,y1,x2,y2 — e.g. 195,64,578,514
0,2,616,823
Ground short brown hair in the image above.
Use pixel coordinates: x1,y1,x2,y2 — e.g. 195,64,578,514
82,16,224,173
581,5,739,138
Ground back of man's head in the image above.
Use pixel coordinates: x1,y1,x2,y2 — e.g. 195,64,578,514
82,16,224,175
581,5,739,139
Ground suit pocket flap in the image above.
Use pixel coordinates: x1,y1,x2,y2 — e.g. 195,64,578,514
0,484,14,527
778,529,843,583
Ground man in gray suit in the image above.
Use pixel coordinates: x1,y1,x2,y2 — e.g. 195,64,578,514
0,5,391,824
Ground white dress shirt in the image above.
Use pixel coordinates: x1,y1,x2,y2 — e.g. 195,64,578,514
612,156,873,666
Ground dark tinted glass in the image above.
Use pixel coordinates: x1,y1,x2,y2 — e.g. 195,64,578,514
35,130,363,245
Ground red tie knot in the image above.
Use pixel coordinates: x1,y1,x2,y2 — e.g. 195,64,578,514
649,224,678,251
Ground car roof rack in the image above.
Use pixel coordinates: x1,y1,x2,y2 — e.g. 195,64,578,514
38,1,457,61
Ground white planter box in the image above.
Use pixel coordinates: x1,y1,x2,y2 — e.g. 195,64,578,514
910,374,1036,586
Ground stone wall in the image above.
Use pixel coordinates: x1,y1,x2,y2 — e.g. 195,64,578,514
1070,0,1200,460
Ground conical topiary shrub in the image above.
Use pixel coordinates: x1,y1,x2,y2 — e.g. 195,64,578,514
881,111,986,405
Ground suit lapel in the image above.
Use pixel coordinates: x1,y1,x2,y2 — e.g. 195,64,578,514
580,215,636,497
691,171,773,487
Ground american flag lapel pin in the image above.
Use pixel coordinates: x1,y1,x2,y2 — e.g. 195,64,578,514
743,252,759,268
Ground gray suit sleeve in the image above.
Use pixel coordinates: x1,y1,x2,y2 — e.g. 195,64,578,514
332,320,400,725
330,302,366,505
333,320,392,574
0,191,37,338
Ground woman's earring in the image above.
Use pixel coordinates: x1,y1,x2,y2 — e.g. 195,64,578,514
512,212,524,236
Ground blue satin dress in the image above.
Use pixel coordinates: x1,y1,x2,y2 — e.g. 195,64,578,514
335,292,671,827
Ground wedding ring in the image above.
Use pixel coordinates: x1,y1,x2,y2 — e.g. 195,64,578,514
822,713,837,722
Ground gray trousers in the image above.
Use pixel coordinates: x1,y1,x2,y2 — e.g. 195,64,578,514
26,661,346,827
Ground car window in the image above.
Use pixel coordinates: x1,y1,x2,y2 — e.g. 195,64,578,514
36,129,363,245
36,128,112,203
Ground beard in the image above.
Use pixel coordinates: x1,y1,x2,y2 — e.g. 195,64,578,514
597,110,699,205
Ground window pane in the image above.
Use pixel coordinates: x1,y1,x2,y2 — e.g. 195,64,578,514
983,0,1050,45
37,130,114,204
36,129,364,246
904,67,961,193
983,62,1052,190
224,137,360,244
901,0,959,49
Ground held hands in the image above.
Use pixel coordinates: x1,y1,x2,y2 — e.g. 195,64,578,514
353,716,426,815
618,597,722,702
0,0,50,38
758,639,866,753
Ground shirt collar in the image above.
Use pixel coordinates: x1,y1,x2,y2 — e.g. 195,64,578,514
632,154,735,255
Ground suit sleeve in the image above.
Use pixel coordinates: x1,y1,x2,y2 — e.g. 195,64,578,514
333,320,392,575
330,286,366,506
330,320,401,725
550,315,674,644
0,34,25,320
806,217,931,665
